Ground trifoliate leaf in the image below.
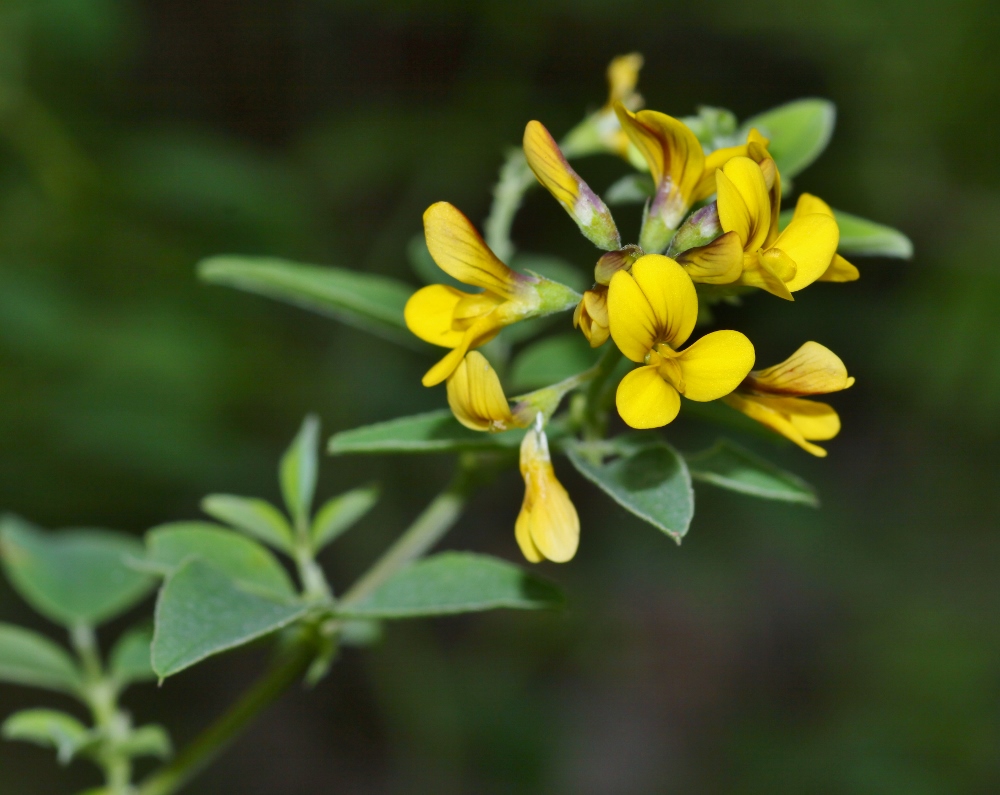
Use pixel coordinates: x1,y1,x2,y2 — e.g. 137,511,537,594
200,496,294,554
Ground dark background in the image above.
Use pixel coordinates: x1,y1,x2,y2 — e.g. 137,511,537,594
1,0,998,793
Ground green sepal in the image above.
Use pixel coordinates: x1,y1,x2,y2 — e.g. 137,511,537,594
686,439,818,506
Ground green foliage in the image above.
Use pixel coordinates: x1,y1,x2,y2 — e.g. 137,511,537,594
335,553,563,619
686,440,818,506
152,560,308,678
604,173,655,205
328,409,526,455
778,208,912,258
508,333,602,392
740,99,836,178
117,724,172,760
280,414,321,530
145,523,296,599
568,436,694,543
311,485,380,552
198,256,424,350
2,709,93,765
200,495,295,554
0,622,82,694
108,624,155,686
0,516,154,627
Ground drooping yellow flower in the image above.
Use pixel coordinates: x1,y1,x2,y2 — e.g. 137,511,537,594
723,341,855,457
792,193,860,283
405,202,580,386
523,120,621,251
516,423,579,563
446,351,515,432
710,156,840,300
614,104,750,252
607,254,755,428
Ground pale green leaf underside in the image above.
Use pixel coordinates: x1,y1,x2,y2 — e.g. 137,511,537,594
335,553,563,618
778,208,912,259
200,496,294,554
329,410,526,455
0,622,82,694
198,256,427,351
568,436,694,543
740,98,836,179
686,439,818,506
2,709,92,764
145,523,296,599
0,516,155,627
152,560,307,678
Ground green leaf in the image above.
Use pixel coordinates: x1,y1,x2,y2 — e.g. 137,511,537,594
108,624,155,686
511,254,589,293
145,522,296,599
778,208,912,259
198,256,427,351
328,410,526,455
2,709,93,764
335,553,563,619
152,560,308,678
118,725,172,760
0,623,82,694
567,436,694,543
508,333,602,392
686,439,818,506
200,496,294,554
280,414,321,530
311,485,380,551
604,173,655,205
740,99,836,178
0,516,155,627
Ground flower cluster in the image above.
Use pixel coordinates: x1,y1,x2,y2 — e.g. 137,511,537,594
405,54,858,564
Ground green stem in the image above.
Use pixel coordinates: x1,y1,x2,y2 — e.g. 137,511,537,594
483,149,535,263
136,464,478,795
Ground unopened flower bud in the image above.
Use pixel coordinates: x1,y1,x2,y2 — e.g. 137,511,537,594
668,203,722,256
594,244,643,285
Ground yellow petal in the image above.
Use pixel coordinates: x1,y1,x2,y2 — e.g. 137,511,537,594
446,351,514,432
614,105,704,205
630,254,698,348
691,143,750,204
772,213,839,292
676,231,744,284
757,247,797,282
404,284,469,347
606,53,644,107
616,365,681,428
748,395,841,440
818,253,860,282
607,269,657,362
739,250,795,301
421,317,499,387
748,341,855,396
675,330,755,401
722,394,829,457
575,288,610,348
791,192,833,220
423,202,522,298
518,429,580,563
717,157,771,251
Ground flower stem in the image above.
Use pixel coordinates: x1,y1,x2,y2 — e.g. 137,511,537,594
135,463,478,795
483,148,535,263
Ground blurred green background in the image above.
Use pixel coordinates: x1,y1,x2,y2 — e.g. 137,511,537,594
1,0,998,792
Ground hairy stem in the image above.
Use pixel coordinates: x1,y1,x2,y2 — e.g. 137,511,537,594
136,463,478,795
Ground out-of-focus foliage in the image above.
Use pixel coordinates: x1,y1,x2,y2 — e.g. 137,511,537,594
0,0,997,793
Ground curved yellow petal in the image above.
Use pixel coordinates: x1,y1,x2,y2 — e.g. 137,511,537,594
722,394,829,457
675,330,755,401
739,250,794,301
606,53,644,107
676,231,744,284
819,253,859,282
404,284,469,347
616,365,681,428
423,202,522,298
575,288,610,348
717,157,771,251
747,341,855,396
614,105,704,204
792,192,833,220
518,429,579,563
446,351,514,432
421,317,499,387
749,395,841,440
630,254,698,348
773,213,839,292
691,143,750,203
607,269,657,362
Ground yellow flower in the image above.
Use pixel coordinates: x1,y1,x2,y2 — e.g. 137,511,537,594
516,422,579,563
573,286,610,348
607,254,755,428
405,202,580,386
446,351,515,432
614,104,750,252
792,193,860,283
523,120,621,250
723,341,855,457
